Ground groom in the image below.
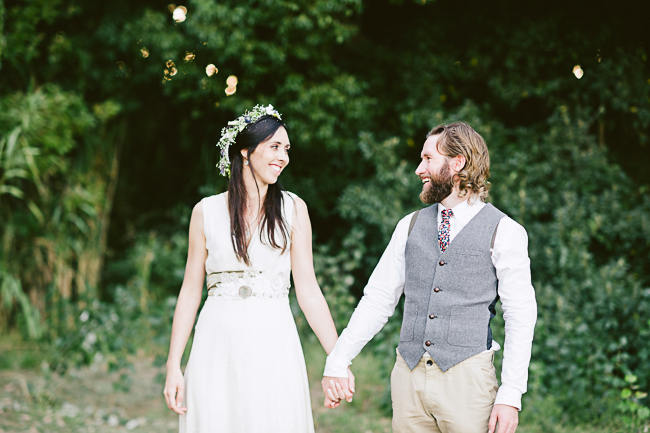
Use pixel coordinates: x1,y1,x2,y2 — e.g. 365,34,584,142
322,122,537,433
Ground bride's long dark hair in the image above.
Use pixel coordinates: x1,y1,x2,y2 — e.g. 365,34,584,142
227,115,290,265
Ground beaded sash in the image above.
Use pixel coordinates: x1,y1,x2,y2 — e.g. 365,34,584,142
206,270,290,299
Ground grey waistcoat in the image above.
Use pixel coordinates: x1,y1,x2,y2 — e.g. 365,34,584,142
397,202,505,372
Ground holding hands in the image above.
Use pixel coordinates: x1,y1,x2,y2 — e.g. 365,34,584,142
321,368,355,408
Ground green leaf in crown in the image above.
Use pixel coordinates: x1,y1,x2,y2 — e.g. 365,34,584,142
216,104,282,177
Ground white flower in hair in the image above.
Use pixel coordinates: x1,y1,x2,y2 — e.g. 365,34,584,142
215,104,282,177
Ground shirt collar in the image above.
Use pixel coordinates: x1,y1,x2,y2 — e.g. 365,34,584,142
438,197,485,226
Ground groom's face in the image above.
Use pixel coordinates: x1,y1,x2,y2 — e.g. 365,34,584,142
415,134,454,204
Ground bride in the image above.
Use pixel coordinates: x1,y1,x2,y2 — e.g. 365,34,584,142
163,105,354,432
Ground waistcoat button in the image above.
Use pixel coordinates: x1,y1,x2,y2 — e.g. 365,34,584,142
439,260,446,266
426,360,433,366
433,287,440,292
425,340,432,346
429,314,436,319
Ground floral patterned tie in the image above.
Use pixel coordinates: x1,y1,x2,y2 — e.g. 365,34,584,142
438,208,453,252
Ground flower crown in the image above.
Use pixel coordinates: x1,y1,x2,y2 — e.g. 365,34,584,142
216,104,282,177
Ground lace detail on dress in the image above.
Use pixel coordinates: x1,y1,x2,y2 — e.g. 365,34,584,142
206,271,290,299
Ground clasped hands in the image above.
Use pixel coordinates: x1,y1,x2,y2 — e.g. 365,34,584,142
321,368,355,408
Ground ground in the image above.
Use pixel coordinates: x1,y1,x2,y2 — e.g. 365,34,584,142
0,336,635,433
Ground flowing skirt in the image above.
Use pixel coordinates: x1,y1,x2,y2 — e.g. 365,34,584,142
179,295,314,433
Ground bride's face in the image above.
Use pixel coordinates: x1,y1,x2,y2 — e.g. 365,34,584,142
245,126,291,185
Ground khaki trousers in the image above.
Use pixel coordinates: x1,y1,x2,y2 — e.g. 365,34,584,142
391,349,498,433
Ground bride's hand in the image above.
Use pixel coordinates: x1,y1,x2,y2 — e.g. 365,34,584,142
163,366,187,415
323,395,340,409
322,367,356,408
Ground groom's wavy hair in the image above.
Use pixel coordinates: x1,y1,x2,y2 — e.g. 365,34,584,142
227,115,290,266
427,121,491,202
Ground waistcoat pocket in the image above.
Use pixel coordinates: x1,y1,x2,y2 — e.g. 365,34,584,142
399,309,418,342
446,306,489,347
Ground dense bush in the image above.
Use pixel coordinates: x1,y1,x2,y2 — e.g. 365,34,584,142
0,85,118,339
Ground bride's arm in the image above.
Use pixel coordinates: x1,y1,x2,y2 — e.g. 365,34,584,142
290,196,354,405
163,202,207,414
290,196,337,353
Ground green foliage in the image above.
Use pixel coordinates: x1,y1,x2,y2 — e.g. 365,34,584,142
484,108,650,421
0,267,41,338
0,85,99,336
618,374,650,429
338,132,422,240
49,287,136,374
311,228,365,333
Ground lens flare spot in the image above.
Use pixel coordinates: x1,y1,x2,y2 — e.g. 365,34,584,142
225,86,237,96
226,75,238,87
173,6,187,22
205,64,218,76
572,65,584,79
184,52,195,62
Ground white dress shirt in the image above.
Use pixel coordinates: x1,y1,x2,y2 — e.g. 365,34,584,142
323,198,537,410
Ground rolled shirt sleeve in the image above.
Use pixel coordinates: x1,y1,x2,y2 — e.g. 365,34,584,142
323,213,412,377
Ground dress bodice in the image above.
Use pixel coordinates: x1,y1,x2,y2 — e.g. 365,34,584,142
200,191,296,298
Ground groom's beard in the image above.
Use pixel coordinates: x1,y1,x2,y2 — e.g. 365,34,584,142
420,163,454,204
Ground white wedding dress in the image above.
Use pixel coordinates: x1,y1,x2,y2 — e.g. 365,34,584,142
179,191,314,433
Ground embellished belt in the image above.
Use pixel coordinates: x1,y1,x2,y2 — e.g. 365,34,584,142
206,270,290,299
